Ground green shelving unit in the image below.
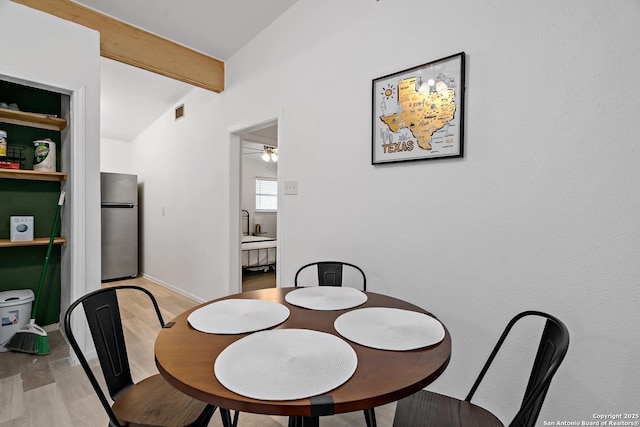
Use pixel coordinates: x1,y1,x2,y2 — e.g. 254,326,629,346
0,80,66,326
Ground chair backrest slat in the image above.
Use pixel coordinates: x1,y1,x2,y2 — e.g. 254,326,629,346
512,317,568,427
81,289,133,400
317,262,342,286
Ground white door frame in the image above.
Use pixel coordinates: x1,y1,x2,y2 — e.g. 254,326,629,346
228,112,284,294
0,73,89,355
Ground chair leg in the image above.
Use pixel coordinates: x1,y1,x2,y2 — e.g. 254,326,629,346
220,408,233,427
195,404,217,427
304,416,320,427
364,408,377,427
288,416,320,427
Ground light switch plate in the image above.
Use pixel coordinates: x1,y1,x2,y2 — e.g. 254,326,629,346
284,181,298,195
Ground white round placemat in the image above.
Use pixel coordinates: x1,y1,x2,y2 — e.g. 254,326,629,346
214,329,358,400
285,287,368,310
334,307,445,351
188,299,290,334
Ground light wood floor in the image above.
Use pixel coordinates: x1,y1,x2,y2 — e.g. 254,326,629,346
242,269,276,292
0,276,396,427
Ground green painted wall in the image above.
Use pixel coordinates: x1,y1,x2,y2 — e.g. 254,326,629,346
0,80,62,326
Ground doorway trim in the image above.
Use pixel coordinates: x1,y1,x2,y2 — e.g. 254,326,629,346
0,72,90,357
228,112,283,294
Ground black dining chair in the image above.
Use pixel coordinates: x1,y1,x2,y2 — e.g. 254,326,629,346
294,261,367,291
63,285,238,427
294,261,373,426
393,311,570,427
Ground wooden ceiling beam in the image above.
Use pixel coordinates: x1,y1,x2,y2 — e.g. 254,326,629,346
11,0,224,92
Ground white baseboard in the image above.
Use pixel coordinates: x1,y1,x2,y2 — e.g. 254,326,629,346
140,272,207,304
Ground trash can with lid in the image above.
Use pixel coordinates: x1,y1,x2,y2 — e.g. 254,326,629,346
0,289,35,352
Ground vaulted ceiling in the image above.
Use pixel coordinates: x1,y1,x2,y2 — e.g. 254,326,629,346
13,0,298,141
72,0,299,62
94,0,297,141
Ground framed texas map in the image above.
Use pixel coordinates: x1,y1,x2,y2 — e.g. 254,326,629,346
372,52,465,164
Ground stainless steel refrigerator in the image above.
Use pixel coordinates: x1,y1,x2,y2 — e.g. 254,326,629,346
101,172,138,281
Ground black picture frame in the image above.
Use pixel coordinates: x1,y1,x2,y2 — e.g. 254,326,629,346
372,52,465,165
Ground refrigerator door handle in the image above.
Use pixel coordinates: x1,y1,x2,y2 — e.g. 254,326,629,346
101,203,136,208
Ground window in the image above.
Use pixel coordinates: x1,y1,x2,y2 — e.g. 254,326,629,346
256,177,277,211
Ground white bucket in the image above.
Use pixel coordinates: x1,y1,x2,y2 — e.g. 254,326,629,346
0,289,35,352
33,139,56,171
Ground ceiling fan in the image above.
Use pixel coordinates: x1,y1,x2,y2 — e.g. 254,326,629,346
243,145,278,162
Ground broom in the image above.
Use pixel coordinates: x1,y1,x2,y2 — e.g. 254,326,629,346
5,191,65,355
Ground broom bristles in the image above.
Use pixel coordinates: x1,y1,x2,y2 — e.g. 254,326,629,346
4,319,50,355
7,193,64,357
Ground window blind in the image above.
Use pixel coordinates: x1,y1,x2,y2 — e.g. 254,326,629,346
256,178,277,211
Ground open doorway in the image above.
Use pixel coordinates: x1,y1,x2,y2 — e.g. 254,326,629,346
240,123,278,291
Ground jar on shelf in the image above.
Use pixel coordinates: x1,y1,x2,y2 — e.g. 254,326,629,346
0,129,7,157
33,139,56,171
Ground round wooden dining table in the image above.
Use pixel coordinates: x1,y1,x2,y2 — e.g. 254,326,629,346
154,287,451,426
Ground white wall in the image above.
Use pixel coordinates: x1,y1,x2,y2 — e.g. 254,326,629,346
0,1,101,327
131,0,640,423
100,137,132,173
131,87,230,300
